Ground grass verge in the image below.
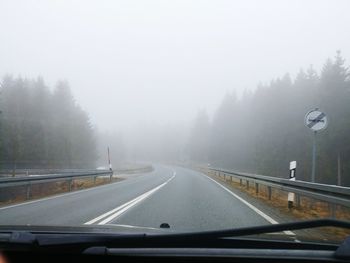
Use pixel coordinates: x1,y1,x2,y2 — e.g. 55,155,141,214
0,176,122,207
201,168,350,242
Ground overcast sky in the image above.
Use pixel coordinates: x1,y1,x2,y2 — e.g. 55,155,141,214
1,0,349,131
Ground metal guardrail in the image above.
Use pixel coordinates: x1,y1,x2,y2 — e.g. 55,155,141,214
0,170,114,200
0,166,154,178
0,169,103,177
202,167,350,209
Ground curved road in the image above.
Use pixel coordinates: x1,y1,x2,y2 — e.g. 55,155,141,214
0,165,277,231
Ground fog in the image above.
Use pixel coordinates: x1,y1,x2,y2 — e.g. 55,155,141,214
1,1,350,185
1,0,349,130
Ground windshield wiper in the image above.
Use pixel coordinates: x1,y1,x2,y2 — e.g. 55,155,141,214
1,219,349,251
81,219,349,259
154,218,350,240
1,219,349,260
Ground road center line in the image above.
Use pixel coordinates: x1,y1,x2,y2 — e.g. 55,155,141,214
204,174,295,236
85,174,175,225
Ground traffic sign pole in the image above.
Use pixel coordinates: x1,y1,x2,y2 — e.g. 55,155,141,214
305,108,327,184
311,131,317,183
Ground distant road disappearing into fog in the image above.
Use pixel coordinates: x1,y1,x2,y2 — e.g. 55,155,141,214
0,165,291,233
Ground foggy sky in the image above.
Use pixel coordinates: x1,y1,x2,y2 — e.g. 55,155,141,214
1,0,349,132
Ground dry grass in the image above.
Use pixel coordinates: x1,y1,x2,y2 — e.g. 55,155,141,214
202,169,350,242
0,176,122,207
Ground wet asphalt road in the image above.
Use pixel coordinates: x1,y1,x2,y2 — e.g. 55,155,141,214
0,165,270,231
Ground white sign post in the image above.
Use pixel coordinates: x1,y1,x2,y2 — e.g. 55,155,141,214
288,161,296,208
305,108,328,183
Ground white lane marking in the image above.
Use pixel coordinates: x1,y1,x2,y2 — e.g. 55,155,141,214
0,166,168,213
85,175,175,225
84,194,146,225
98,175,175,225
0,171,159,211
204,175,295,236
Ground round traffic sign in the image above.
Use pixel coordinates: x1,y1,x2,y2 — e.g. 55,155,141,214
305,109,328,131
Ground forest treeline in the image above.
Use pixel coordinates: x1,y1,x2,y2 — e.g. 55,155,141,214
0,76,97,169
1,52,350,187
188,51,350,186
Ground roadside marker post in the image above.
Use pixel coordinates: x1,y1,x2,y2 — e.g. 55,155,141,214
288,161,296,209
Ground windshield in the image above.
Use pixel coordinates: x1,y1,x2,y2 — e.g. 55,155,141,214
0,0,349,245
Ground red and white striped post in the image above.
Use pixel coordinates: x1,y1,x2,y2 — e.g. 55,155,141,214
108,147,112,171
107,147,112,181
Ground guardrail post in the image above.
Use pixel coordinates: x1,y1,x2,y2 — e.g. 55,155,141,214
288,195,294,209
202,167,349,211
93,176,97,185
267,186,272,200
26,183,31,200
295,194,300,207
68,178,72,191
329,203,336,218
110,173,112,182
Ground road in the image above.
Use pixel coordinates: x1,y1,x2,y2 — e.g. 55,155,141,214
0,165,282,232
